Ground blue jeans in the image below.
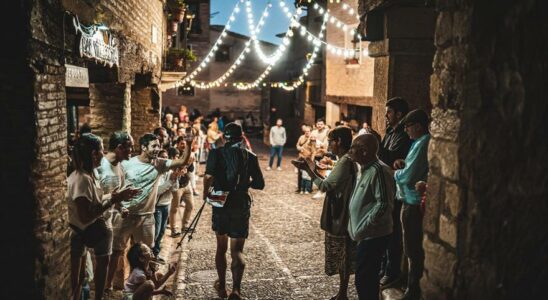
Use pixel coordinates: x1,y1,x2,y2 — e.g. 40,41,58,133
153,205,170,256
269,145,283,167
301,179,312,192
355,234,390,299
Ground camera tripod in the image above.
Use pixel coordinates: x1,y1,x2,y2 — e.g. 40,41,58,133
176,199,207,249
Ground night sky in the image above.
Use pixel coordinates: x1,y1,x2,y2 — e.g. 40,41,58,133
210,0,299,44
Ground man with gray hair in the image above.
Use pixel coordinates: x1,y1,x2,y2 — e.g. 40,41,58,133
347,134,395,299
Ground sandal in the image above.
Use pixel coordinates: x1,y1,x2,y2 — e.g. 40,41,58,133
214,279,229,299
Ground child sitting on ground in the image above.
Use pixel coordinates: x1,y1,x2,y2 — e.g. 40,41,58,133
124,242,177,300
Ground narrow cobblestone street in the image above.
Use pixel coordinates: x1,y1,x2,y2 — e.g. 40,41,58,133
166,140,358,299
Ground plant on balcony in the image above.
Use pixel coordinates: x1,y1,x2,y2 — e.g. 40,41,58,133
166,48,196,71
167,0,186,22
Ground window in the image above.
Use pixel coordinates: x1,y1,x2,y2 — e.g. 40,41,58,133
187,3,201,34
177,85,195,96
215,45,230,62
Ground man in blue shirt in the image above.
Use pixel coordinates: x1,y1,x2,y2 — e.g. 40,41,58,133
393,109,430,300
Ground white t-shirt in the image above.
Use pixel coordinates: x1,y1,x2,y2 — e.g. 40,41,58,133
94,157,125,221
156,170,179,207
124,268,147,293
67,171,104,230
122,157,172,215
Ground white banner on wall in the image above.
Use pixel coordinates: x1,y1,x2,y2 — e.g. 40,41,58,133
73,16,119,67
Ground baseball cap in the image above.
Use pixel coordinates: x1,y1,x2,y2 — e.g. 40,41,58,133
400,109,429,128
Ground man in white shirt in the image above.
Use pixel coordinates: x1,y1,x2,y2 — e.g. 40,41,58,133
268,118,286,171
311,118,329,150
107,133,192,292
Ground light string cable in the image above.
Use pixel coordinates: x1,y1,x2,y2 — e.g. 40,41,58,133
251,1,304,64
234,3,305,90
271,13,328,91
185,0,272,89
182,0,245,83
280,1,364,58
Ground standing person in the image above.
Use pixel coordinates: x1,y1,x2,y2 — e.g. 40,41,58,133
207,121,222,150
203,123,265,300
312,118,329,150
67,133,138,300
179,105,189,123
393,109,430,300
170,136,195,236
152,149,180,263
295,125,312,191
108,133,193,291
377,97,412,289
293,127,356,300
347,134,395,300
96,131,136,292
267,118,286,171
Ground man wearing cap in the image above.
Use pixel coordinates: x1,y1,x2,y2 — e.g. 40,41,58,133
203,123,265,300
378,97,412,289
393,109,430,300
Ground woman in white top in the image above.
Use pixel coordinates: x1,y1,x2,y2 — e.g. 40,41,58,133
68,133,138,300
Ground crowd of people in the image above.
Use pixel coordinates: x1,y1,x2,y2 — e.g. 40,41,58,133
288,97,430,300
66,98,430,300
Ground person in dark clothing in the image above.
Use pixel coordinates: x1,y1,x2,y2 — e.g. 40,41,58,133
203,122,265,300
377,97,412,289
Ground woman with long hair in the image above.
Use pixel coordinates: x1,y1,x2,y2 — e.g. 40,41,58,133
67,133,137,300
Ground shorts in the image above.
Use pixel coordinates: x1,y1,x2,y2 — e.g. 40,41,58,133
70,218,113,257
112,214,155,251
212,207,250,239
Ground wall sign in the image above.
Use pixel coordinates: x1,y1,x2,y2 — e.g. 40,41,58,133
65,64,89,88
73,16,119,67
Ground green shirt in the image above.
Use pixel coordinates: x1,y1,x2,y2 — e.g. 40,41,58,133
347,159,395,241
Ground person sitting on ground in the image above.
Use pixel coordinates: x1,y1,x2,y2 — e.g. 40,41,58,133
123,242,177,300
203,122,265,300
292,127,357,300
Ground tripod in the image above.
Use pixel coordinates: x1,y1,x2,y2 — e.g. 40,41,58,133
176,199,207,249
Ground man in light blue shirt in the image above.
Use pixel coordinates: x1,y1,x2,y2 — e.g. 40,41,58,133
393,109,430,300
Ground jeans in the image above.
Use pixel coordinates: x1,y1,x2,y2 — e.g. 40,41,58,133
380,199,403,278
355,235,390,300
301,179,312,192
401,203,424,292
153,205,170,256
269,145,283,167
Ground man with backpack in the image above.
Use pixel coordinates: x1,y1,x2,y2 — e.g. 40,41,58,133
203,123,265,300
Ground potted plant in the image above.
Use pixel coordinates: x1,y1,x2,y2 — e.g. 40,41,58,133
166,48,196,70
167,13,178,35
167,0,186,23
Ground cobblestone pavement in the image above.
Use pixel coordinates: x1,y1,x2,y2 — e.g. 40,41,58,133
104,140,405,300
161,141,358,300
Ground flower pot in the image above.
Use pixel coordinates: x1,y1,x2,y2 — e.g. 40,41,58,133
174,8,185,23
168,21,178,35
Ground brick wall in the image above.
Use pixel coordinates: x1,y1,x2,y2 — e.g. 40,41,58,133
425,0,548,299
90,83,126,144
131,87,161,141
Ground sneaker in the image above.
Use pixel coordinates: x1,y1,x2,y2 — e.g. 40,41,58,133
266,167,272,171
312,191,325,199
305,191,310,194
277,167,282,171
300,191,304,194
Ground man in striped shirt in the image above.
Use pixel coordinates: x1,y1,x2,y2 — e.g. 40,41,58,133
347,134,395,299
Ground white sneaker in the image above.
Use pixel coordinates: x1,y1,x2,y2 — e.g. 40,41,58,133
277,167,282,171
266,167,272,171
304,191,310,194
300,191,304,194
312,191,325,199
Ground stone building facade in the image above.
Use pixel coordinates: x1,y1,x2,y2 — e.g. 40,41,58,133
356,0,548,299
1,0,168,298
325,0,377,130
163,24,277,120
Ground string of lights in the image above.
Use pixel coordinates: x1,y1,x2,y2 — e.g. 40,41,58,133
180,1,272,89
181,0,244,83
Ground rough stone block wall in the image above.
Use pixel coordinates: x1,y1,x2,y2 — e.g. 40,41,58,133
131,87,161,141
425,0,548,299
90,83,126,145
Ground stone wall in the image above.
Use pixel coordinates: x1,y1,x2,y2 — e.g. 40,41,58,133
89,83,126,144
131,87,161,141
424,0,548,299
